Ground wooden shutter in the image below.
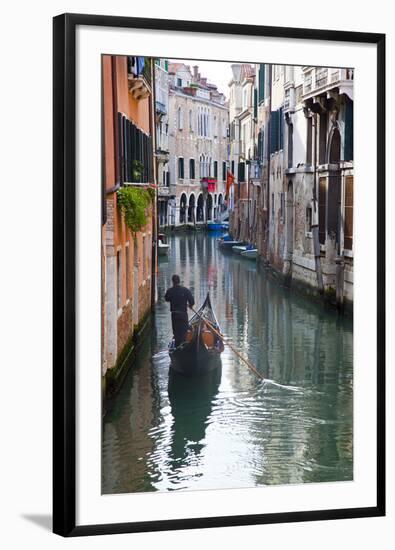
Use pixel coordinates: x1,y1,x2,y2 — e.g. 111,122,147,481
270,110,279,154
259,64,265,102
238,162,245,182
344,99,354,161
279,107,284,150
319,177,327,244
344,175,353,250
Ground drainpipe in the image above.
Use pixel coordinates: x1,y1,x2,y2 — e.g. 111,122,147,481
311,112,324,293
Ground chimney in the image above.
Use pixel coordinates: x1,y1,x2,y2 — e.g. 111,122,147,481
193,65,199,80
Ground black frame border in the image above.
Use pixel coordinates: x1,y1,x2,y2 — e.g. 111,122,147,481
53,13,386,537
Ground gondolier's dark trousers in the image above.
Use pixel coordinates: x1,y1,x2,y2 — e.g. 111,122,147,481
171,311,189,347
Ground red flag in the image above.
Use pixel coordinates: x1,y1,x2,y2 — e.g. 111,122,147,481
226,170,235,197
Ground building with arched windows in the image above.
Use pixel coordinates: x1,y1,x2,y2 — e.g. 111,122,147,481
231,62,354,309
166,63,229,227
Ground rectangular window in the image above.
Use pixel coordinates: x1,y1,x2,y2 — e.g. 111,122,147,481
222,161,227,181
231,160,235,176
214,161,218,179
258,64,265,102
189,158,195,180
166,171,170,187
271,193,275,216
270,110,279,154
238,162,245,183
177,77,182,87
344,99,354,161
117,250,122,309
344,175,353,250
178,157,184,179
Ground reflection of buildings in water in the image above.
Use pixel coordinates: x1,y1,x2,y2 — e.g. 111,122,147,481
167,367,222,474
102,337,162,494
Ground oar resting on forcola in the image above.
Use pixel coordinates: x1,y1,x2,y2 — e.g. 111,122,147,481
189,304,264,382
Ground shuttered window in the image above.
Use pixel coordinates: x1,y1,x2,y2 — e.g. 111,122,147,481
344,99,354,161
279,107,284,150
222,161,227,182
178,157,184,179
270,109,283,154
344,175,353,250
258,64,265,103
118,113,153,183
270,110,279,154
253,88,258,119
319,177,327,244
214,161,218,179
189,158,195,179
238,162,245,182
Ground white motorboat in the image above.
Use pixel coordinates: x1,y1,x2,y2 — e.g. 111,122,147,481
241,248,258,260
232,245,247,255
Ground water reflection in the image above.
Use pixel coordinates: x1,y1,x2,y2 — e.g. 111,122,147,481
102,232,353,494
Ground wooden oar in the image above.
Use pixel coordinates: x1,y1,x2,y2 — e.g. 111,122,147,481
190,306,264,381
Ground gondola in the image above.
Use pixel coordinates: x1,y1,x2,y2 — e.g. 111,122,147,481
168,292,224,376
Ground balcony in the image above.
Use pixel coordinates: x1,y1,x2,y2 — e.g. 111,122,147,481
127,57,152,100
302,67,354,101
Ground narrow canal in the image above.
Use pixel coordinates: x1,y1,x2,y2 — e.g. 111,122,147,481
102,232,353,494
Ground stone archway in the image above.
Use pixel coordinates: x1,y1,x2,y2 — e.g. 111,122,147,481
206,193,213,221
179,193,187,224
197,193,204,222
327,127,341,251
188,193,196,223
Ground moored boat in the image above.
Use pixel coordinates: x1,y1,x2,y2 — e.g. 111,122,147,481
168,293,224,376
232,245,247,255
207,221,224,231
218,238,245,250
158,233,170,256
241,248,258,260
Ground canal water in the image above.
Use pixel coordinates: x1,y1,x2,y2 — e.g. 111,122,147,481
102,232,353,494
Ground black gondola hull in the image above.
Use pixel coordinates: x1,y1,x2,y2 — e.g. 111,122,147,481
168,292,223,376
169,344,221,376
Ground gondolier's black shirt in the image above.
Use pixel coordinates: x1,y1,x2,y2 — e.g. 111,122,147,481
165,285,195,313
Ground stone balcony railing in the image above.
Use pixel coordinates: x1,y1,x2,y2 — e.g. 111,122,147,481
302,67,354,100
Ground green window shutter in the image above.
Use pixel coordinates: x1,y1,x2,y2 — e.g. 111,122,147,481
259,64,265,102
270,111,279,154
279,108,284,150
253,88,258,119
344,99,353,161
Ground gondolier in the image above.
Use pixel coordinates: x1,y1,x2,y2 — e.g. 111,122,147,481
165,275,195,347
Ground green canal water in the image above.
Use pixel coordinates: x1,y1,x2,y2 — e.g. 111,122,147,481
102,232,353,494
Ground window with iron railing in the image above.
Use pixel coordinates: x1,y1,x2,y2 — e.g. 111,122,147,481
117,113,153,184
